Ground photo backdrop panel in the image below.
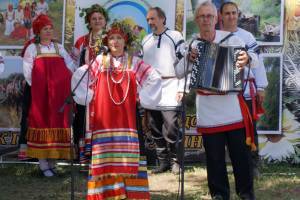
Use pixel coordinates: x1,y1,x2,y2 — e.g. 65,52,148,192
74,0,177,43
231,0,284,45
257,53,283,134
185,0,284,45
0,56,23,156
0,0,66,49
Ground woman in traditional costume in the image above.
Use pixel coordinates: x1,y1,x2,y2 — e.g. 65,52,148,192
72,21,162,200
23,14,76,177
4,4,15,36
71,4,109,164
23,2,32,38
72,4,108,65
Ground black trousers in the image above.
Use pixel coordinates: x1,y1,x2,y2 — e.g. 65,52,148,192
202,128,255,200
146,109,180,163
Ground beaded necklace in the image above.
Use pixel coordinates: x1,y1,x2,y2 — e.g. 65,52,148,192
109,55,126,83
106,54,131,105
88,31,103,59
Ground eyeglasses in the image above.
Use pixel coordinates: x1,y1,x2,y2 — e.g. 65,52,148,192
196,14,215,21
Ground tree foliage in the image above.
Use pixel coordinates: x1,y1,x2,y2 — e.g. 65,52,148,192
257,57,281,130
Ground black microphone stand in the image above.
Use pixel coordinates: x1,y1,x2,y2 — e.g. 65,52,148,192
178,42,192,200
59,48,104,200
59,74,88,200
59,93,75,200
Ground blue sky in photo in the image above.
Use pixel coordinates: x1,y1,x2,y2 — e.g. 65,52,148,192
0,57,23,79
107,1,150,33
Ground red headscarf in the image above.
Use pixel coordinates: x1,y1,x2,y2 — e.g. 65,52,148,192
32,14,53,35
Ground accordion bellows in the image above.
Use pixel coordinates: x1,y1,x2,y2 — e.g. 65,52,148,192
190,39,244,93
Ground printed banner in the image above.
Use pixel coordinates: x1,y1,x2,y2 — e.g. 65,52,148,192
74,0,176,43
0,0,66,49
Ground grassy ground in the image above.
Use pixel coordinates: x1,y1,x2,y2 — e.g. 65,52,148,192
0,163,299,200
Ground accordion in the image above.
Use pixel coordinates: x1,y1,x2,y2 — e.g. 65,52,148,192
190,39,244,93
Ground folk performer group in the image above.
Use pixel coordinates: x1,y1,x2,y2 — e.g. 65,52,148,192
19,1,268,200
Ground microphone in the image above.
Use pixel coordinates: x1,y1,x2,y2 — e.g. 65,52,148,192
99,46,108,53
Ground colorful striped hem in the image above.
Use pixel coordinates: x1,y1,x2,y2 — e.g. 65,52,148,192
26,148,71,159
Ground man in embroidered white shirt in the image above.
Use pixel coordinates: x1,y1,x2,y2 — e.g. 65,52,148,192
141,7,185,174
220,1,268,179
176,1,257,199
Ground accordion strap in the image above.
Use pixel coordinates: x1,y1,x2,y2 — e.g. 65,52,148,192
190,32,234,46
219,32,234,44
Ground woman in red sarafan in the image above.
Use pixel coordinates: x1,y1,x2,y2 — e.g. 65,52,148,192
22,14,76,177
72,20,162,200
71,4,109,165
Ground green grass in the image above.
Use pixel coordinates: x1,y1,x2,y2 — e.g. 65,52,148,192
0,163,299,200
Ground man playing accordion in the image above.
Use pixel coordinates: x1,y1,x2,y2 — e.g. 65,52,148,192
175,1,258,200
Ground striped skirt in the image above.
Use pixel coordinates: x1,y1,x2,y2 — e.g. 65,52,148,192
87,158,150,200
87,128,150,200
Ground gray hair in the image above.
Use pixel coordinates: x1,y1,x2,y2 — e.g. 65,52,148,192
194,1,218,20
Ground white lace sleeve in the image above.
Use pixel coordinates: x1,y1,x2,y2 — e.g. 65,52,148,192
71,54,102,105
23,44,37,86
58,44,76,72
71,65,94,105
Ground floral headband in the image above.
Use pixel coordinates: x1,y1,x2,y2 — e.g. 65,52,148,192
79,4,109,30
104,20,137,46
107,27,128,42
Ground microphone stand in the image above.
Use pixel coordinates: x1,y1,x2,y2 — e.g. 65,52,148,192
59,94,75,200
179,95,187,200
59,77,86,200
59,49,103,200
178,43,192,200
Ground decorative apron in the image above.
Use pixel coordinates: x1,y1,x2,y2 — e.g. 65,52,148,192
26,43,72,159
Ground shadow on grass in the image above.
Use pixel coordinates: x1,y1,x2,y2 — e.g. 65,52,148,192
0,164,87,200
151,190,213,200
0,163,299,200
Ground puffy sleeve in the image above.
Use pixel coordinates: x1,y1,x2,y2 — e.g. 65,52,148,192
71,65,94,105
71,54,102,105
132,57,162,109
58,44,77,72
253,56,268,89
175,41,196,79
244,33,268,89
70,46,80,65
71,36,85,65
173,33,190,93
23,43,37,86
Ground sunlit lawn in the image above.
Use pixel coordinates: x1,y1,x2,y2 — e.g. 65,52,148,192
0,162,299,200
